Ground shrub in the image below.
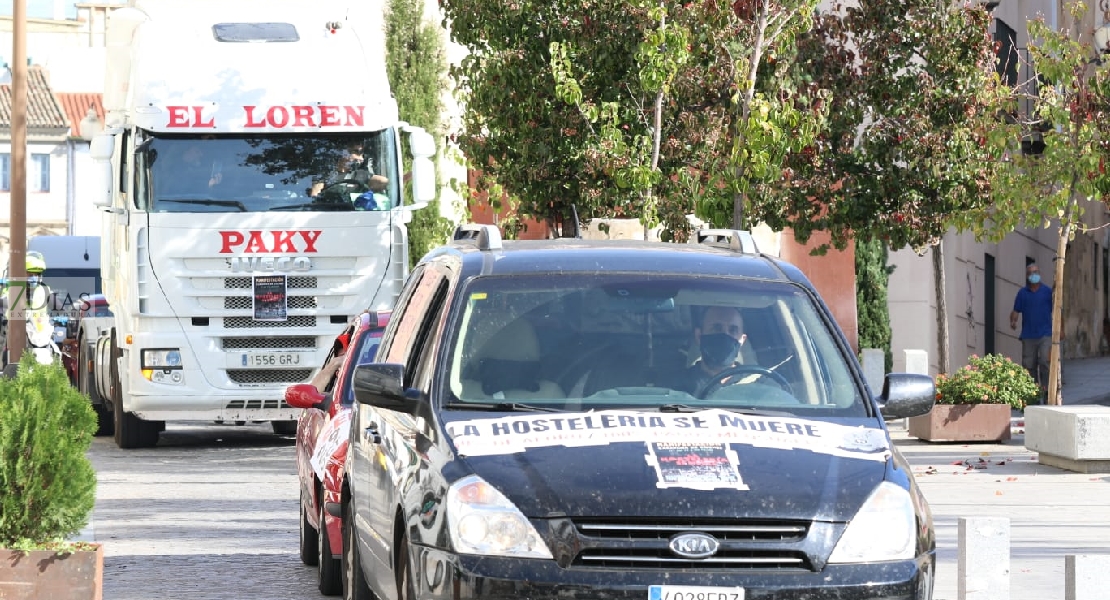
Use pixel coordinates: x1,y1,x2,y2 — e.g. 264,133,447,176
934,353,1040,410
0,353,97,549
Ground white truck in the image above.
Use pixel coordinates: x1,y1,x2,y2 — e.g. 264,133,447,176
82,0,436,448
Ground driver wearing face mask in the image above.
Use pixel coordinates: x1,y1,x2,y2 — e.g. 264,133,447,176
677,306,749,396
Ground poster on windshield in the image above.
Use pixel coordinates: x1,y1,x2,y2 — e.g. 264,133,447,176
253,275,287,321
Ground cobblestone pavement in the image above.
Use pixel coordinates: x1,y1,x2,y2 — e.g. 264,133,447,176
85,422,321,600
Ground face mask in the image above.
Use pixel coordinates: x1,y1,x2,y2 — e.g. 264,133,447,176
27,275,40,287
1028,273,1041,285
700,333,741,368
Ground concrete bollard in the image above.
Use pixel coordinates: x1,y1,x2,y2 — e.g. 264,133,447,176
903,349,929,375
1065,555,1110,600
860,348,885,396
958,516,1010,600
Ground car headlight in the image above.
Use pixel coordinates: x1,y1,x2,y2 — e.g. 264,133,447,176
142,348,183,369
446,475,552,559
828,481,917,563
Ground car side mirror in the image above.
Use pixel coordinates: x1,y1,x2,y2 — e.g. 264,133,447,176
878,373,935,419
353,363,419,414
285,383,325,409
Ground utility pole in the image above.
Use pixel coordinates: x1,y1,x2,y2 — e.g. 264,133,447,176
6,0,28,364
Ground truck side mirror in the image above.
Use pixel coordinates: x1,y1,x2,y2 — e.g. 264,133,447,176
89,134,116,208
408,129,436,203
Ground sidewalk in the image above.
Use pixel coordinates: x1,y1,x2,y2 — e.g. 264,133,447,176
890,355,1110,600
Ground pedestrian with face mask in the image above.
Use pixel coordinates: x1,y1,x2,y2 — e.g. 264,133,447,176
1010,261,1053,402
677,305,750,396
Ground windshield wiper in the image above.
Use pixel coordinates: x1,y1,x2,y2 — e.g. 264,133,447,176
270,201,355,211
658,404,792,417
443,402,561,413
161,199,247,212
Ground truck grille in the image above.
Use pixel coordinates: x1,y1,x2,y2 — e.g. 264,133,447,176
227,369,313,385
224,316,316,329
221,337,317,350
224,276,318,289
223,296,318,310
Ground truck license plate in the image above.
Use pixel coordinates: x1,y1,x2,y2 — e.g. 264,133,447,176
241,352,307,368
648,586,745,600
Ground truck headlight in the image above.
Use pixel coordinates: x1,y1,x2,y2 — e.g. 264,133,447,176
142,348,182,369
142,349,184,385
446,475,552,559
828,481,917,563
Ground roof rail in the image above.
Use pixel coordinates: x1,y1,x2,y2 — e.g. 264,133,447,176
694,229,759,254
452,224,503,251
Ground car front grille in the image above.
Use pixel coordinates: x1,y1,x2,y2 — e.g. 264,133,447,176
224,398,293,410
569,518,812,571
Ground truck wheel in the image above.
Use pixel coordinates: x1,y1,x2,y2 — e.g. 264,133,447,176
80,337,113,437
110,333,160,449
272,420,297,435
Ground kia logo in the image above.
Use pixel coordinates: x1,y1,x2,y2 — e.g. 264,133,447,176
668,532,720,559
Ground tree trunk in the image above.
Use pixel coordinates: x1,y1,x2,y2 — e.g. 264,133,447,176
933,241,950,374
1047,198,1075,405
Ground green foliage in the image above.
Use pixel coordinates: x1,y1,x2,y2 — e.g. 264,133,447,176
855,238,893,373
773,0,1006,252
962,3,1110,243
445,0,782,239
934,354,1040,410
384,0,455,265
0,353,97,549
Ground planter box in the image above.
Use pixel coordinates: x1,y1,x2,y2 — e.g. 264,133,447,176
908,403,1012,443
0,545,103,600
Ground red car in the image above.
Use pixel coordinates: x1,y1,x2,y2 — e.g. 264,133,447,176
286,310,390,596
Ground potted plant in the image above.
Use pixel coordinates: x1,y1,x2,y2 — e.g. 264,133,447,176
908,353,1041,442
0,353,102,600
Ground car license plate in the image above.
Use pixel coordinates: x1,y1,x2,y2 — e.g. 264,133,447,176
648,586,744,600
240,352,307,368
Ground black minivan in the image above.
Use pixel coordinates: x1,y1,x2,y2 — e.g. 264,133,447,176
339,226,936,600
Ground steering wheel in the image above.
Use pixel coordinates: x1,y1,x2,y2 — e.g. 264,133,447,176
695,364,795,399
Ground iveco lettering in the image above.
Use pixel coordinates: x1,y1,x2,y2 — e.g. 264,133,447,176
340,225,939,600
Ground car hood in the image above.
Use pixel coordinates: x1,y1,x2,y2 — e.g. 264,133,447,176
442,409,891,522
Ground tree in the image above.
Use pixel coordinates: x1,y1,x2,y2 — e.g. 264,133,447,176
385,0,456,264
767,0,1007,253
963,3,1110,404
856,238,894,373
443,0,824,239
753,0,1008,375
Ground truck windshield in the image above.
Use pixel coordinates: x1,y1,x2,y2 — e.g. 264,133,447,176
136,131,400,213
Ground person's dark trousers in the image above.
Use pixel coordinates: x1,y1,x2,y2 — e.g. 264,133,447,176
1022,335,1051,405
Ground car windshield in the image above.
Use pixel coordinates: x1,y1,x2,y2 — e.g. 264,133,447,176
135,131,399,213
444,274,868,417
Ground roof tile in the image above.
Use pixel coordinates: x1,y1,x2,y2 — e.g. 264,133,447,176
0,66,70,130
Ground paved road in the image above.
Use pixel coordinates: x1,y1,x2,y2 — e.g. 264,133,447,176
893,427,1110,600
86,422,319,600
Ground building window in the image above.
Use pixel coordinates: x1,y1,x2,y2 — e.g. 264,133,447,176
0,153,51,192
30,154,49,193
